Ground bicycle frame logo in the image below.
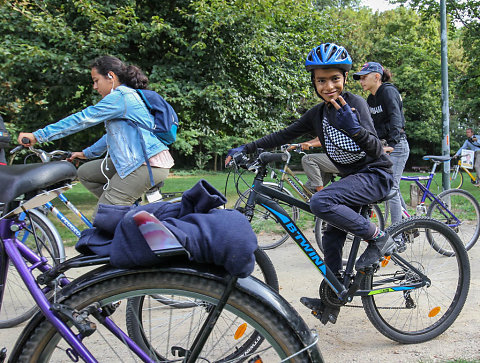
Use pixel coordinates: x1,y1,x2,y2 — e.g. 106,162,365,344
261,204,327,276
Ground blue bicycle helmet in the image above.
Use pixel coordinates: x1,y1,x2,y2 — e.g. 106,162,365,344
305,43,352,72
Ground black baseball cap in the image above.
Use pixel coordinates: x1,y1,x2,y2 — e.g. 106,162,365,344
353,62,384,80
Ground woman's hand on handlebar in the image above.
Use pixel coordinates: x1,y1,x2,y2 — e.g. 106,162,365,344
17,132,37,146
67,151,86,162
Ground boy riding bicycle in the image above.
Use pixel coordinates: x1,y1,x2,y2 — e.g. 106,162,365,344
226,43,395,324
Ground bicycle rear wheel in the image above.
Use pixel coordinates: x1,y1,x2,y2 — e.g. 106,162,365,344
15,271,322,362
315,203,385,265
361,217,470,344
0,210,61,329
234,182,300,250
426,188,480,254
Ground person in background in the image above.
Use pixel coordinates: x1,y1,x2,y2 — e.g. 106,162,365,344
18,56,174,212
354,62,409,225
293,137,340,192
453,127,480,186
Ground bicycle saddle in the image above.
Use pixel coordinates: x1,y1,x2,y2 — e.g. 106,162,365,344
0,161,77,203
423,155,451,162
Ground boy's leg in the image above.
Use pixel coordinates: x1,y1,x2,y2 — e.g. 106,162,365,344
302,153,339,191
310,171,394,270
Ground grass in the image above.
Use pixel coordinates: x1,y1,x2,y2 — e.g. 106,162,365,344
47,168,480,247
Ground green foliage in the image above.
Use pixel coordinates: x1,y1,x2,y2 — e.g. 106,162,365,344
391,0,480,154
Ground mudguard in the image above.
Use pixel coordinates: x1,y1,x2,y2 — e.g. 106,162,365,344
10,256,323,362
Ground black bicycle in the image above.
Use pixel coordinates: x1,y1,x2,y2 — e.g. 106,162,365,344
230,150,470,344
232,144,384,251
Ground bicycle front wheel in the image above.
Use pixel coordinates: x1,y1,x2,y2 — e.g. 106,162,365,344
234,182,300,250
15,271,321,362
315,203,385,265
450,168,463,189
426,188,480,254
361,217,470,344
0,210,62,329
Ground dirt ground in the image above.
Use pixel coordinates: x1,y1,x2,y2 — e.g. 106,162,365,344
1,232,480,362
264,229,480,363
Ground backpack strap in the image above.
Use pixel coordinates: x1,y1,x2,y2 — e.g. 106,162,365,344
126,119,155,187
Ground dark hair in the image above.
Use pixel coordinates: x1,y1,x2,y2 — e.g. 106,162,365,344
381,67,393,83
89,55,149,89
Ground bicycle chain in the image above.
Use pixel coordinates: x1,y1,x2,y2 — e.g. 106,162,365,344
343,272,414,310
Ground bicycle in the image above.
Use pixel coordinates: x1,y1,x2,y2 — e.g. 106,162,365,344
0,160,322,362
229,150,470,343
1,142,280,330
233,144,384,250
450,157,477,189
381,155,480,254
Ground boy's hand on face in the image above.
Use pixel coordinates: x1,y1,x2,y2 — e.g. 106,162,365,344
330,96,361,136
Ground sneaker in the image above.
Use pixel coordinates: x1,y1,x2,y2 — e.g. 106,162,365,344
355,232,396,270
300,297,340,325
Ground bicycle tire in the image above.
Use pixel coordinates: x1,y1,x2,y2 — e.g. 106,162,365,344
315,203,385,266
234,182,300,250
426,188,480,254
450,168,463,189
15,271,320,362
361,216,470,344
0,211,61,329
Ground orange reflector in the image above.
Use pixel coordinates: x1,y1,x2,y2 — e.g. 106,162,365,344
381,256,391,267
234,323,248,340
428,306,441,317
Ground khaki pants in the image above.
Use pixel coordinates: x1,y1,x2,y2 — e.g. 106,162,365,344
78,158,170,210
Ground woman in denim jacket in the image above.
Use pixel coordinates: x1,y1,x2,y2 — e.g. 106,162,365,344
18,56,174,211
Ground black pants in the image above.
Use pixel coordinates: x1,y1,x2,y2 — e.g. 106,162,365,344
310,169,393,273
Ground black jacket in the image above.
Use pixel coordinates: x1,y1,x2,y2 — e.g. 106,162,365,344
245,92,392,177
367,83,406,148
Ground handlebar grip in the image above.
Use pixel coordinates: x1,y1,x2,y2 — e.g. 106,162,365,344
259,152,287,164
21,137,30,144
10,144,25,154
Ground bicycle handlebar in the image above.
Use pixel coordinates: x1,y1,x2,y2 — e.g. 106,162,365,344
10,141,72,163
259,152,287,164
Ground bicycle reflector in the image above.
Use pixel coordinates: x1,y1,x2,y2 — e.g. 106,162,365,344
381,256,391,267
428,306,441,318
234,323,248,340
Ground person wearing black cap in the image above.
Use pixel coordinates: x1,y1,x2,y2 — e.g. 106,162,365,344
354,62,409,226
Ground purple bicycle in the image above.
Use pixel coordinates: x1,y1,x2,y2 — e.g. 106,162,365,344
0,161,322,362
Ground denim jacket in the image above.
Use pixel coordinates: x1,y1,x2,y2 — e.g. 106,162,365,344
34,85,168,178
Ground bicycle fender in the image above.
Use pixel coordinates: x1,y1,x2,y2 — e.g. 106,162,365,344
11,258,323,362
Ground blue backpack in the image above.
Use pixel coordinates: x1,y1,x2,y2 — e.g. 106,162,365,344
130,89,179,186
135,89,179,145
